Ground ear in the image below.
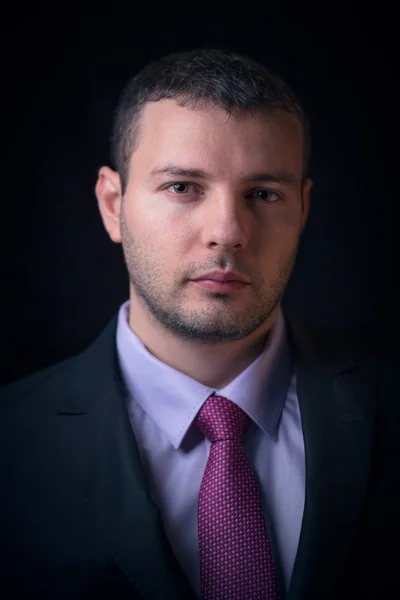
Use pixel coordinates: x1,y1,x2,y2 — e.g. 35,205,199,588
300,177,313,235
95,166,123,243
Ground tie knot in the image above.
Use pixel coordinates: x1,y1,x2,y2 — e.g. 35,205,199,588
194,395,249,443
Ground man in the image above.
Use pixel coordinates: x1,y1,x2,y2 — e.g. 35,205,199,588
0,48,398,600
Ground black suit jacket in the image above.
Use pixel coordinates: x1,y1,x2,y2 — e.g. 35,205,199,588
1,307,399,599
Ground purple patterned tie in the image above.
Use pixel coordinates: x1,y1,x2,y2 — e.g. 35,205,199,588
194,394,280,599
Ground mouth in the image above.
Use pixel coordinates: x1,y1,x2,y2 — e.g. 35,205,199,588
190,279,250,293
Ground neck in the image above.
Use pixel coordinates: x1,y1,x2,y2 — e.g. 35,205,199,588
127,297,279,389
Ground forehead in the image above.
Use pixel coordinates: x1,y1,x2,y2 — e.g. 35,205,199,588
130,99,304,178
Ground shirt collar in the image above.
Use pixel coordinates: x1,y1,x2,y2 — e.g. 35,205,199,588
116,300,293,449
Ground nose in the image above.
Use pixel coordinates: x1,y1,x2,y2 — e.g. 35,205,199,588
200,192,251,251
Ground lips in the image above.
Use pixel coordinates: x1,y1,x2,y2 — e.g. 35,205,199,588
191,279,249,292
192,270,250,284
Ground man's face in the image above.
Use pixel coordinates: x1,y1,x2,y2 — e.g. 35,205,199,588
118,99,311,343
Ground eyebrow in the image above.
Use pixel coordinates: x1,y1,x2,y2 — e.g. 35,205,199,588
149,164,298,188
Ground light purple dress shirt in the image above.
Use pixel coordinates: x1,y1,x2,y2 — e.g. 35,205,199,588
116,299,305,598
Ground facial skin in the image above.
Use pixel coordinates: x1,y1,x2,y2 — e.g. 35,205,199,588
95,99,312,388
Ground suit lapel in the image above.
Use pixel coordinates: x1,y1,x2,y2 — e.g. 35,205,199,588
51,314,197,600
284,309,378,599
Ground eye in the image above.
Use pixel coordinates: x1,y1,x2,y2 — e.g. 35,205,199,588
248,189,282,203
167,182,197,194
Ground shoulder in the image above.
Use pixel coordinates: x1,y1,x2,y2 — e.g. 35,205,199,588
351,338,398,405
374,352,399,411
0,311,120,422
0,357,74,415
0,358,79,466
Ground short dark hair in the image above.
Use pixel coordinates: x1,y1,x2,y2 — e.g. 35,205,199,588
111,48,311,195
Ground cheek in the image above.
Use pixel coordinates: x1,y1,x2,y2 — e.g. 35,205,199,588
138,211,192,264
125,200,170,240
256,211,300,246
267,212,303,258
155,209,195,243
258,217,301,263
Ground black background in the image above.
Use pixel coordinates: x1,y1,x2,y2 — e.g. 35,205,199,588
1,3,398,386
